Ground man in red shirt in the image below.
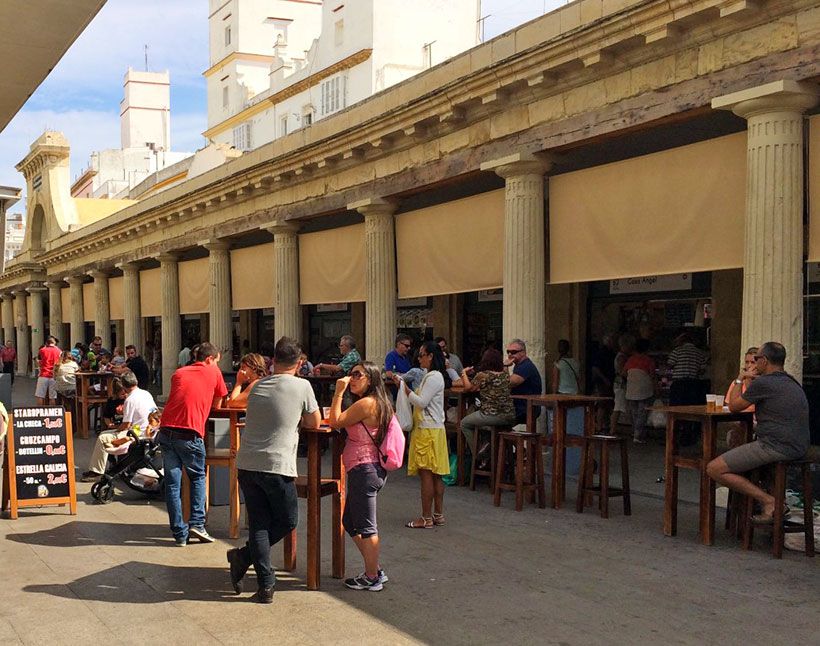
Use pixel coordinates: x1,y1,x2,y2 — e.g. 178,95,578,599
157,342,228,546
36,336,62,405
0,340,16,384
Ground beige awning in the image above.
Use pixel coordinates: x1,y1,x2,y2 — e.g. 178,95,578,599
548,133,746,284
82,283,94,321
809,116,820,262
108,276,123,320
231,243,275,310
60,288,70,322
140,268,161,318
179,257,209,314
299,224,365,304
396,190,505,298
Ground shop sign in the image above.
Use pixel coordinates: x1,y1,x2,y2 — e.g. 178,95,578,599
609,274,692,295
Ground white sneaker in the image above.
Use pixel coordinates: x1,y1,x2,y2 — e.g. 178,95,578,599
188,526,215,543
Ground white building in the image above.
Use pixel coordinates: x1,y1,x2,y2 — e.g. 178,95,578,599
71,68,194,199
4,212,25,264
205,0,479,151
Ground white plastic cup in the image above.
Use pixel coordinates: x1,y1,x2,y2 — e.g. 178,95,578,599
322,406,331,419
705,394,717,410
714,394,725,409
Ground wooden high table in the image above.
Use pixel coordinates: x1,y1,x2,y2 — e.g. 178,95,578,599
513,394,612,508
74,372,117,439
650,404,754,546
207,406,244,539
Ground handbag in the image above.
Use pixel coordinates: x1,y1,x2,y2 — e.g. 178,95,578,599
395,382,414,432
364,415,406,471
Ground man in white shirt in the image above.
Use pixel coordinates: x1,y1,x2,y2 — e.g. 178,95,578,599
81,370,157,481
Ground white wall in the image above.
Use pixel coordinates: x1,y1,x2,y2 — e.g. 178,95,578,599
121,69,171,150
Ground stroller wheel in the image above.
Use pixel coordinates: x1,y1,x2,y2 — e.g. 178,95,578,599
91,480,115,504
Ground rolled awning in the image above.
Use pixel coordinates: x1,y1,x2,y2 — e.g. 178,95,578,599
139,268,161,318
396,190,504,298
179,258,209,315
108,276,123,320
548,133,746,283
82,282,94,321
299,224,365,304
231,243,275,310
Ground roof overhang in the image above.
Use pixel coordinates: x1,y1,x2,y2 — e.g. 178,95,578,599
0,0,107,133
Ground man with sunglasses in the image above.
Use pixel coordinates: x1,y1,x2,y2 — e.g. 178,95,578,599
385,333,413,378
706,342,810,522
504,339,543,425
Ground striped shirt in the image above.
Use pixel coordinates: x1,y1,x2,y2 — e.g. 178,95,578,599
667,343,706,380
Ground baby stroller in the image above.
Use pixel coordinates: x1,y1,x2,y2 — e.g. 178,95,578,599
91,430,165,503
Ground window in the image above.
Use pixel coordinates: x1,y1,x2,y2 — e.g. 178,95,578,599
280,115,288,137
320,75,347,116
334,20,344,47
224,25,232,46
302,108,313,126
232,123,252,151
222,86,229,109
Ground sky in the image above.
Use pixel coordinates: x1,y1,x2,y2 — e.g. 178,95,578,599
0,0,567,209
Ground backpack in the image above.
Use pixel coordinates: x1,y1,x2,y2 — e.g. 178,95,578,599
364,415,405,471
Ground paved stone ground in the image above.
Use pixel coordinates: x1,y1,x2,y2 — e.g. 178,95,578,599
1,378,817,645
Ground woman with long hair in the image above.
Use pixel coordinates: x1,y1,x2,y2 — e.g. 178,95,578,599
227,353,269,408
398,340,451,529
329,361,394,591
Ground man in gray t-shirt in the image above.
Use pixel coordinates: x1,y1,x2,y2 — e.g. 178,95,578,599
707,341,809,523
227,337,320,603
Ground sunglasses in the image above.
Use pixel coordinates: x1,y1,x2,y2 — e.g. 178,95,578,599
506,349,521,356
401,343,411,348
349,371,366,379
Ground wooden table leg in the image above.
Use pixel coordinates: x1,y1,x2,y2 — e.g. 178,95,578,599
663,414,677,537
229,457,240,539
331,434,345,579
79,399,89,439
552,405,567,509
283,530,297,571
700,418,716,546
306,433,320,591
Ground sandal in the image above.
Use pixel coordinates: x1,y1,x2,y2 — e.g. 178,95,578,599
432,513,445,526
406,517,433,529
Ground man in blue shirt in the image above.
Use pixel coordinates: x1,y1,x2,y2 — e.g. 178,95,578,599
505,338,543,424
385,333,413,378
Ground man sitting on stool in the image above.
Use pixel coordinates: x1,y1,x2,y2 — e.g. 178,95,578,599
706,342,810,522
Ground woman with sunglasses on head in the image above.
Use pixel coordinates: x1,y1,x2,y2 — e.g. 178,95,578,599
395,340,452,529
227,353,269,408
329,361,395,591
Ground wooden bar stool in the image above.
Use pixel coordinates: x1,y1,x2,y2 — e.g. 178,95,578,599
493,431,546,511
741,459,815,559
469,426,509,492
576,434,631,518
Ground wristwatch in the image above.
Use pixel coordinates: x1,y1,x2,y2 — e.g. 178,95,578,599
734,378,742,385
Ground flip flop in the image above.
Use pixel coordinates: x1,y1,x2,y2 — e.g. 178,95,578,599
406,517,433,529
432,513,445,526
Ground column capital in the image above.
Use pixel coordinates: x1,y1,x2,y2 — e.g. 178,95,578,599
88,269,109,280
65,275,85,287
0,292,14,301
712,80,819,119
158,252,179,264
348,197,398,217
12,287,27,297
201,238,231,252
45,280,65,290
116,261,141,272
263,219,300,236
480,151,553,178
26,284,47,294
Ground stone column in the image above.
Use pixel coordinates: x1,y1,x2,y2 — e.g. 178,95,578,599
120,261,143,351
160,253,182,398
28,285,46,359
481,152,550,387
713,80,819,381
1,293,14,349
66,275,85,346
205,240,233,372
47,280,65,345
90,269,111,350
350,198,398,368
266,221,302,343
14,288,29,377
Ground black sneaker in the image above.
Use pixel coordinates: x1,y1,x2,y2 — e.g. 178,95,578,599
188,526,215,543
344,573,383,591
250,587,274,604
227,548,249,594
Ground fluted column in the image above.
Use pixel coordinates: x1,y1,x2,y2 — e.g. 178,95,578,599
204,240,233,371
28,285,46,358
46,281,65,345
160,253,181,398
14,288,29,376
350,198,398,367
2,293,14,349
714,81,819,381
266,221,301,342
90,269,111,350
482,152,551,386
66,275,85,347
120,261,143,350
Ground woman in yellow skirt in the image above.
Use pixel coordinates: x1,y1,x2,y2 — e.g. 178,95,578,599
400,340,451,528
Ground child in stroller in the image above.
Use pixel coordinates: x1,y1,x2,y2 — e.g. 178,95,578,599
91,411,164,503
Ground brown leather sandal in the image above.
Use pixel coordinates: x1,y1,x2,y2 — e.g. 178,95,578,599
432,513,445,526
406,516,433,529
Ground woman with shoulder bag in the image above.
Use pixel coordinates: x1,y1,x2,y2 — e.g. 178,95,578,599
330,361,395,591
552,339,581,395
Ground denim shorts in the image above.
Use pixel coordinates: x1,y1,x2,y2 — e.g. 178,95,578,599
343,462,386,538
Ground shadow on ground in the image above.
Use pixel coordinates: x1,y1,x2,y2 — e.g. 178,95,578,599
7,520,176,548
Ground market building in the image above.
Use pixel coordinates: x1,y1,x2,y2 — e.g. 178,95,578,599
1,0,819,444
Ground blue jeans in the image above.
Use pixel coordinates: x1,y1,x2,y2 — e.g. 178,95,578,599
158,430,206,542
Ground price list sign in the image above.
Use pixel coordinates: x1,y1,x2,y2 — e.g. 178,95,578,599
1,406,76,519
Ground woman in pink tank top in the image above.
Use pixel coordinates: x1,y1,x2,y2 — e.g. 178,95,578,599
329,361,395,592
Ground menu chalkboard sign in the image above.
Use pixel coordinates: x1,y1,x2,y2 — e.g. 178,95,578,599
1,407,76,519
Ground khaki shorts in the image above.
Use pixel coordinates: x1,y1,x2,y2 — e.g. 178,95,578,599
721,440,789,474
35,377,56,400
